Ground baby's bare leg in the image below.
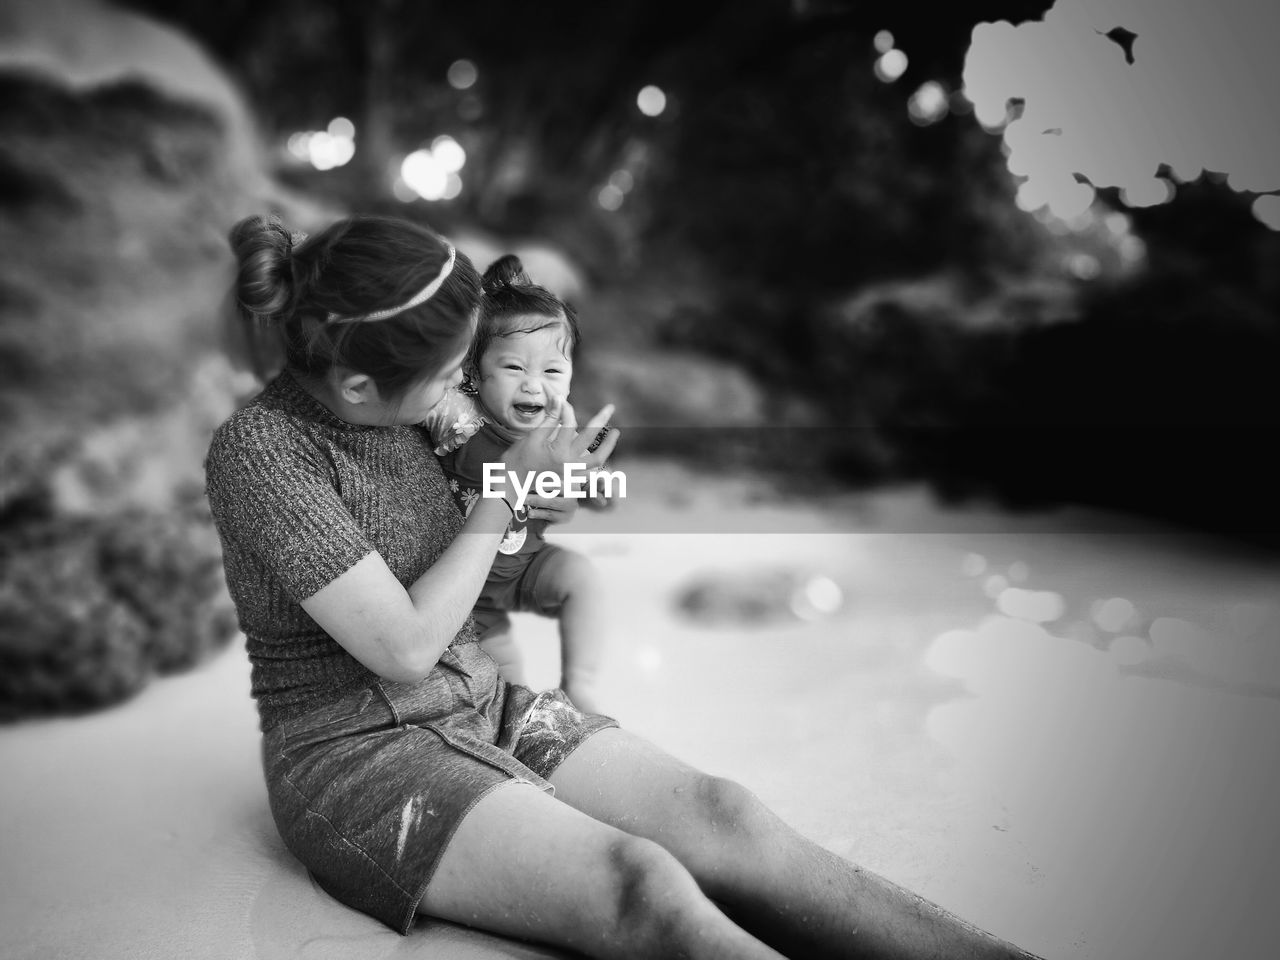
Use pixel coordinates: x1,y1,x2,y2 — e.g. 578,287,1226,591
548,551,608,714
478,628,527,686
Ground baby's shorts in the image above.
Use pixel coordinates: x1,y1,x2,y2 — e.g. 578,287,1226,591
471,542,574,639
260,639,617,933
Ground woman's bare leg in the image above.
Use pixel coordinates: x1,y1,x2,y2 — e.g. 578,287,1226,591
419,781,785,959
549,729,1044,960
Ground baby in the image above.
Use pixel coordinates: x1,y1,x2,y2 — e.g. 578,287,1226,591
425,254,611,714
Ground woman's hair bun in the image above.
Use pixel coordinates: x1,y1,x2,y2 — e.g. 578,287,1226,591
481,254,531,296
228,214,296,322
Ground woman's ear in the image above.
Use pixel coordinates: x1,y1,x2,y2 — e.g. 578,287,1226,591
337,370,380,406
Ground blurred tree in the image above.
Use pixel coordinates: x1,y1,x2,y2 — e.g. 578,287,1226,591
629,2,1055,385
123,1,1051,242
114,0,1280,545
0,63,260,718
125,0,731,231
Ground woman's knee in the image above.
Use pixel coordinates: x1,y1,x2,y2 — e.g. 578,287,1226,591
671,774,789,895
600,835,713,953
692,774,772,837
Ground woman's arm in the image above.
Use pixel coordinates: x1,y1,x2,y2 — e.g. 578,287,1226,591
300,496,514,682
301,400,619,683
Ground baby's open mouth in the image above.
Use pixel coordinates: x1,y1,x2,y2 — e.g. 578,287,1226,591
512,402,544,418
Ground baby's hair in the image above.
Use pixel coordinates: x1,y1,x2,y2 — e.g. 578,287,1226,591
469,254,580,374
226,214,481,401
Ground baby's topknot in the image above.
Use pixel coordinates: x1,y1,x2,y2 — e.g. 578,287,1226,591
481,254,532,296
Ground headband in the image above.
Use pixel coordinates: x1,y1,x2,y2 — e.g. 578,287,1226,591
326,245,456,324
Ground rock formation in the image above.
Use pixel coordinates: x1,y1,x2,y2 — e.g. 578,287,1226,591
0,0,277,718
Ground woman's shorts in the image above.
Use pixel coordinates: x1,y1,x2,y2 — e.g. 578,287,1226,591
260,640,618,933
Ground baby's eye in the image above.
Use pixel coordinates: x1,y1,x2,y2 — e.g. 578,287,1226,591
546,368,565,376
503,364,524,372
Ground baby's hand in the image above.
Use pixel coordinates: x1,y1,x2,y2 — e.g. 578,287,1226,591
501,401,618,489
586,422,614,453
582,422,618,510
582,465,618,511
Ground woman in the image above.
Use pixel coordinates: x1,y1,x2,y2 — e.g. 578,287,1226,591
205,213,1043,959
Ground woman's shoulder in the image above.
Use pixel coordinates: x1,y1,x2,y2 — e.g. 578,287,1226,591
204,388,339,527
205,378,327,483
208,392,298,459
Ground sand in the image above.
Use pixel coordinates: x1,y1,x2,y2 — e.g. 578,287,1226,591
3,465,1278,959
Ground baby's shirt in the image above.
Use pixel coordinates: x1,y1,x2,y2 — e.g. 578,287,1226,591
441,421,549,575
425,388,547,575
422,385,487,456
423,387,616,575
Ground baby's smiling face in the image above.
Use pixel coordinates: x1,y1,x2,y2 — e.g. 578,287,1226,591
474,322,573,434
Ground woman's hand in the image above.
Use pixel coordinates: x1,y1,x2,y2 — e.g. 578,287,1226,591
523,493,579,525
499,400,620,511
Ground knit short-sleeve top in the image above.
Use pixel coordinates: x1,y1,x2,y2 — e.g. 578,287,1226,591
204,370,478,731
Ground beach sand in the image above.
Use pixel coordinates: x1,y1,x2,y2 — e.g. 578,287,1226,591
3,462,1278,959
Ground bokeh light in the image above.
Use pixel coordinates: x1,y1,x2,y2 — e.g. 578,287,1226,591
430,135,466,173
875,49,908,83
1092,596,1136,633
608,169,635,193
447,58,478,90
996,587,1065,623
326,116,355,140
790,575,844,621
391,177,418,203
873,30,895,54
907,81,950,125
1067,252,1102,280
1250,194,1280,229
637,85,667,117
1104,211,1131,235
1118,234,1146,263
398,136,467,201
306,131,353,170
1119,177,1175,208
597,184,624,211
401,150,446,200
285,119,356,171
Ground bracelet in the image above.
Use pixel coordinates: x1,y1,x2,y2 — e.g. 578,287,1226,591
498,497,529,523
